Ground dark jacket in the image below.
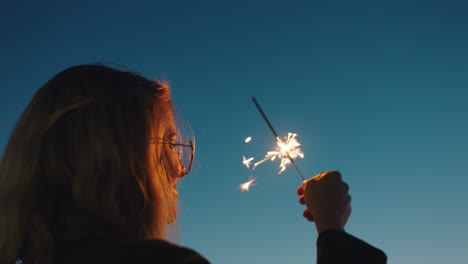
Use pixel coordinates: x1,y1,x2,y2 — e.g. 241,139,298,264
50,230,385,264
54,237,210,264
317,230,387,264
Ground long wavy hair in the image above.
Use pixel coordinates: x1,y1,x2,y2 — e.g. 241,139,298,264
0,65,181,264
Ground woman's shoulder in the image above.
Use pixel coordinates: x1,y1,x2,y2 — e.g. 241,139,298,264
55,237,210,264
122,239,210,263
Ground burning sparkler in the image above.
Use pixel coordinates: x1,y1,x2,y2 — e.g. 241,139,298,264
238,98,305,192
242,156,254,168
251,97,305,180
238,176,256,192
253,133,304,174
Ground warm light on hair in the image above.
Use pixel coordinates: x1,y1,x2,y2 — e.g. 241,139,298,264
0,65,182,264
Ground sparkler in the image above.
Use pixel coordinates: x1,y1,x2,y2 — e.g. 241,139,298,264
238,176,256,192
252,97,305,181
242,156,254,168
253,132,304,174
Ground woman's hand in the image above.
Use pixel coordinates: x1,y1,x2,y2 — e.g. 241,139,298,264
296,171,351,233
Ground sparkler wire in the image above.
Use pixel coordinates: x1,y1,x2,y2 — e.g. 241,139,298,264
251,97,305,181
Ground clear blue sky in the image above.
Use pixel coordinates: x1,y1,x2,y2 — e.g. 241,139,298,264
2,0,468,263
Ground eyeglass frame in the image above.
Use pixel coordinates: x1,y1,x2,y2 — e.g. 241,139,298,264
154,140,195,177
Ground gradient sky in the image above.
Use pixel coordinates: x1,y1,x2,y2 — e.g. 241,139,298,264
2,0,468,263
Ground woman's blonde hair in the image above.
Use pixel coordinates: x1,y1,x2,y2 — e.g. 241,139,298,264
0,65,180,264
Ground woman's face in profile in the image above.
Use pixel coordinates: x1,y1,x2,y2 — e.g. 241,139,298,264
164,119,184,221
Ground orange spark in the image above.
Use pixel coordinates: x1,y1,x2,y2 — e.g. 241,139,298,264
242,156,254,168
239,176,256,192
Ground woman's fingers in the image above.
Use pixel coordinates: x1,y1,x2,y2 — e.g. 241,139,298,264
296,185,304,195
303,209,314,222
298,184,311,220
299,195,306,205
343,182,349,192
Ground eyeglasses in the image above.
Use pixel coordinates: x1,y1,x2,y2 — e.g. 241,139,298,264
158,140,195,177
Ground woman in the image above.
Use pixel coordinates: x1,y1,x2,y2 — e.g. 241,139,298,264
0,65,204,264
0,64,386,264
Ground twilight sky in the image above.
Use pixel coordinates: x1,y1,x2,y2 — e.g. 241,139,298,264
1,0,468,263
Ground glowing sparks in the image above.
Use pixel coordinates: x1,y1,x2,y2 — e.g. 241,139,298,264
242,156,254,168
245,136,252,143
253,133,304,174
239,176,256,192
